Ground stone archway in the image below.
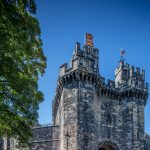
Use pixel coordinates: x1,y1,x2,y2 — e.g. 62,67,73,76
98,141,119,150
99,144,115,150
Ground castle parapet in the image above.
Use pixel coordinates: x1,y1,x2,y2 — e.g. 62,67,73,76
107,79,115,89
59,41,99,78
59,63,68,77
115,63,148,90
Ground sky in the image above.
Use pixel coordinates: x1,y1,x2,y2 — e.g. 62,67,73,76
35,0,150,133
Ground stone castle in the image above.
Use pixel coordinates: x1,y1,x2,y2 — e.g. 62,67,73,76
1,34,150,150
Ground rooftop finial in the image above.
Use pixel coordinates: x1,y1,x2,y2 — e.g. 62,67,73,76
85,33,93,46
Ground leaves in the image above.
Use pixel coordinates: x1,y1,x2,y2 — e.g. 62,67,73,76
0,0,47,147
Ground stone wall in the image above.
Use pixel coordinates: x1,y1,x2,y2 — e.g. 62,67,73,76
29,124,60,150
97,96,120,148
77,81,97,150
59,82,79,150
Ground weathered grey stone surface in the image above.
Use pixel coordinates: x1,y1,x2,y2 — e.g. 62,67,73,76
1,36,150,150
29,124,59,150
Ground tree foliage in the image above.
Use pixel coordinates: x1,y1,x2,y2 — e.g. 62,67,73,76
0,0,47,147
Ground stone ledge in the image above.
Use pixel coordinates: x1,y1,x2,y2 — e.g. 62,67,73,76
31,139,59,143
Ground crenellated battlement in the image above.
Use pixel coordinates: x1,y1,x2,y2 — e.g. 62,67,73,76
115,62,148,91
59,42,99,77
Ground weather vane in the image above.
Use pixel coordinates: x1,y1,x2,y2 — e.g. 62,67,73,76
119,48,126,64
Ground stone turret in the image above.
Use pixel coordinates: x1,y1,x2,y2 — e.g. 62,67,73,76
72,42,99,74
115,62,148,91
59,41,99,78
114,51,149,149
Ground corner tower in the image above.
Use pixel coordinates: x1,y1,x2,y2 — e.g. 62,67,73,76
114,51,149,150
53,34,100,150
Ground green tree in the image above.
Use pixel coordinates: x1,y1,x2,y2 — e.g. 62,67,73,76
0,0,47,147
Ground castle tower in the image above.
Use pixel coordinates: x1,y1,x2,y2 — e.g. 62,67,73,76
115,52,149,150
52,34,149,150
53,33,100,150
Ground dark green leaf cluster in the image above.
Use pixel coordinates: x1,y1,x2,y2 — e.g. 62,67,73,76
0,0,47,147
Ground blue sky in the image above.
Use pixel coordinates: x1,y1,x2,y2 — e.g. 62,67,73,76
35,0,150,133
